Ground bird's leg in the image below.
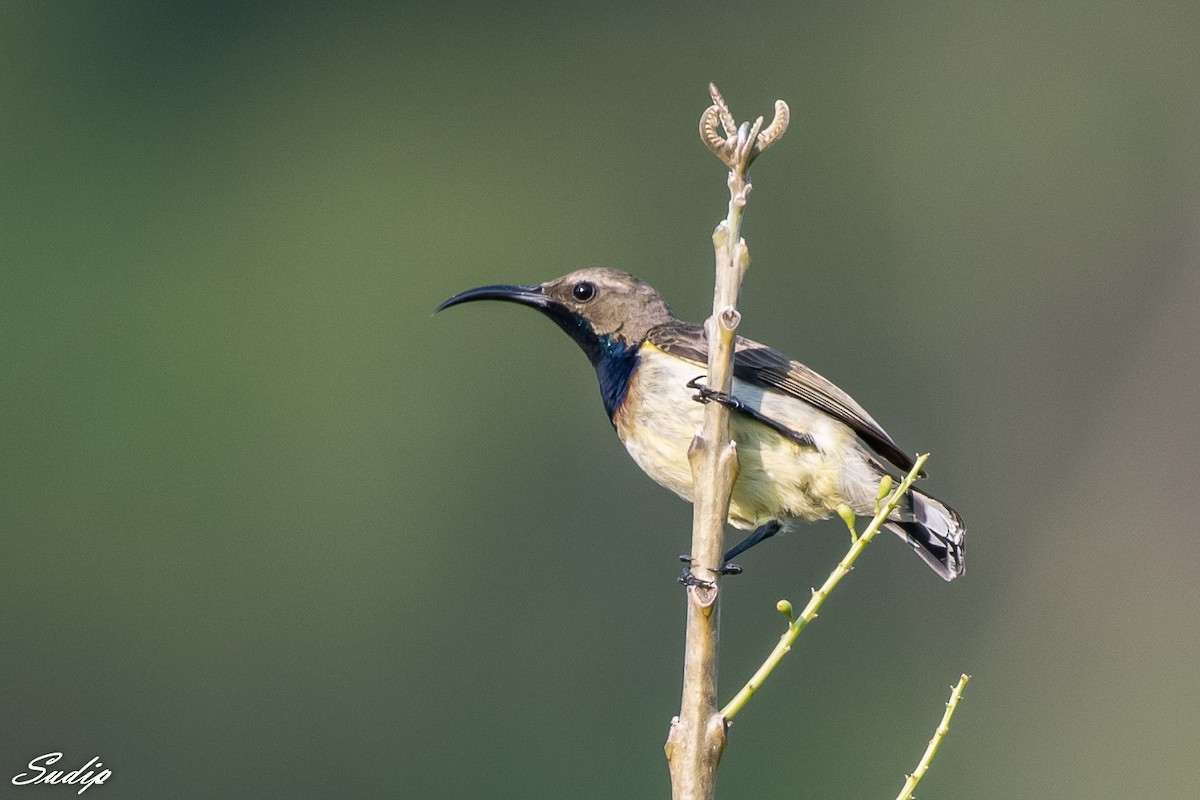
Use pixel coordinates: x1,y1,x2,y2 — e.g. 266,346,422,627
678,520,780,577
677,553,743,577
686,377,818,450
721,520,783,568
679,520,783,577
687,375,743,410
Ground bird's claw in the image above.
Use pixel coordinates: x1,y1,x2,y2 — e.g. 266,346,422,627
687,376,741,410
678,569,714,589
678,555,743,577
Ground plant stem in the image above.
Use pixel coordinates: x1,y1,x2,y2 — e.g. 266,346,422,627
666,120,747,800
720,454,929,721
666,84,787,800
894,674,971,800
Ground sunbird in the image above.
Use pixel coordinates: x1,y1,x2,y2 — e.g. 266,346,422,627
438,268,965,579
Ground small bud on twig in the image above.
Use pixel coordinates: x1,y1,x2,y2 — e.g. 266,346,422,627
837,503,858,541
877,474,894,501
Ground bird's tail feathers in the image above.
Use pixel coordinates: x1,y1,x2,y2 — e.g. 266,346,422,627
886,488,966,581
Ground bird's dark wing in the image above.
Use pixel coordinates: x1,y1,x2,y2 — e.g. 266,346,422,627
647,320,916,472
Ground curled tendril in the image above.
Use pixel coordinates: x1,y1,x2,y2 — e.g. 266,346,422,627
710,82,737,137
699,105,726,154
699,83,790,171
756,100,789,151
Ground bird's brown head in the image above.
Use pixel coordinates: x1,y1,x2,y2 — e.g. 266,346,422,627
437,267,675,365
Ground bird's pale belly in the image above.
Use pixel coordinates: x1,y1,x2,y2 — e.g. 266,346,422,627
613,345,875,529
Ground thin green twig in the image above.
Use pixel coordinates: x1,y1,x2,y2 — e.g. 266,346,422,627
719,453,929,721
894,673,971,800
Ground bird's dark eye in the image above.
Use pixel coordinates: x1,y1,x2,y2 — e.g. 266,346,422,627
572,281,596,302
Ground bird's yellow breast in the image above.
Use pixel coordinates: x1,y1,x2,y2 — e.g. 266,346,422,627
614,343,874,529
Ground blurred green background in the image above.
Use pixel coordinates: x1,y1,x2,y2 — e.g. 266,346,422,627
3,1,1199,797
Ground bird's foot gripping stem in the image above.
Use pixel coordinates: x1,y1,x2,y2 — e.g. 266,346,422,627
687,376,744,411
686,377,818,451
677,555,743,584
676,520,784,584
677,569,713,589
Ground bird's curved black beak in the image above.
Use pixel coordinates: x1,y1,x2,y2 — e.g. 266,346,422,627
436,283,550,313
436,281,594,362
